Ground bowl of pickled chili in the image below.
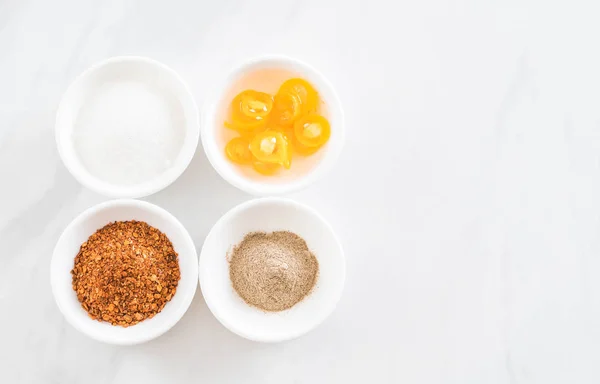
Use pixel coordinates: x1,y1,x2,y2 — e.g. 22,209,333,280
201,56,344,195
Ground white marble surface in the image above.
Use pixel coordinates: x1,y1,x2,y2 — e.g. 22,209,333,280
1,0,600,382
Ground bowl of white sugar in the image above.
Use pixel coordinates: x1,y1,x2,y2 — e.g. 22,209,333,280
56,56,199,198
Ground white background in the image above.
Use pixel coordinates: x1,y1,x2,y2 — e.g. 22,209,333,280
1,0,600,383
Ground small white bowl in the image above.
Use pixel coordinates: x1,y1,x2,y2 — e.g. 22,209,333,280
56,56,200,198
199,197,345,342
51,199,198,345
201,55,345,196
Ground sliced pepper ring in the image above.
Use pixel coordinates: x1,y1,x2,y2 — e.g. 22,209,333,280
271,91,302,126
279,78,319,114
233,90,273,120
293,114,331,148
249,130,291,169
252,160,281,175
227,90,273,132
225,137,253,165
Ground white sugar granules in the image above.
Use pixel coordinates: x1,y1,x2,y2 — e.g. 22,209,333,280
72,80,185,186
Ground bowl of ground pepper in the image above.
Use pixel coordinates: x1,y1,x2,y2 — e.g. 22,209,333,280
199,197,345,342
51,199,198,345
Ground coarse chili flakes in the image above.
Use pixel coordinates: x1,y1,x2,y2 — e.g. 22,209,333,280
71,220,180,327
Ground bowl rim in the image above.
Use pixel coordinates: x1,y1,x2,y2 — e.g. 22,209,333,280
200,54,345,196
198,197,346,342
50,199,199,345
55,55,200,198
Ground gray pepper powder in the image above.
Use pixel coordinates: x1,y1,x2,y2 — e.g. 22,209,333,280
228,231,319,312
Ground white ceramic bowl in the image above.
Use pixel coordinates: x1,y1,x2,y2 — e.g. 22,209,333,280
56,56,200,198
51,199,198,345
199,197,345,342
201,55,345,195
